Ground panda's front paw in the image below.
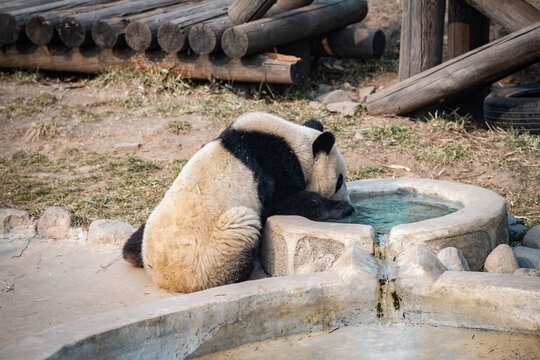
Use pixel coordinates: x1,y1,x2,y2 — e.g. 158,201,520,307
330,200,354,220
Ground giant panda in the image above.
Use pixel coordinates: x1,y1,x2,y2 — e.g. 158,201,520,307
122,112,353,293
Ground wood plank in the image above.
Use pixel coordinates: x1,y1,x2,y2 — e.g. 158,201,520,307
366,22,540,115
398,0,445,81
277,0,314,11
464,0,540,32
0,44,305,84
222,0,368,58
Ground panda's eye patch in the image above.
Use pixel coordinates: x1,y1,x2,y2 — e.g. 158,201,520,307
335,174,343,193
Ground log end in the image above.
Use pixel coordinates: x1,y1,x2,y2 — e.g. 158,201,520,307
0,13,20,44
92,20,117,49
125,21,152,52
26,16,54,46
188,23,217,55
222,27,249,58
58,17,86,48
157,22,185,54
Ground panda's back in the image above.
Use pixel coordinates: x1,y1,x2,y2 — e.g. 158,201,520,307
141,140,261,292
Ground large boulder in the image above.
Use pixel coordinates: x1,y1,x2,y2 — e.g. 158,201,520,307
0,208,31,234
37,206,73,240
522,225,540,249
484,244,519,274
87,219,136,245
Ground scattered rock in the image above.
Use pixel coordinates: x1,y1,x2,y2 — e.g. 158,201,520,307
437,247,470,271
513,268,540,277
317,84,333,94
522,225,540,249
37,206,73,240
87,219,136,245
0,208,31,234
316,89,352,104
308,101,321,109
357,86,375,103
325,101,360,116
484,244,519,274
381,140,393,146
513,246,540,270
114,142,141,153
342,82,354,91
508,215,528,242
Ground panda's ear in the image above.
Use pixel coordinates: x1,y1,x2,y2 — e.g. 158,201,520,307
303,119,324,132
312,132,335,155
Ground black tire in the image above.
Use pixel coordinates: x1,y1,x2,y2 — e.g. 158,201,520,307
483,83,540,132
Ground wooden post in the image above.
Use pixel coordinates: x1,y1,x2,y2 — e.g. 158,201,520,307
56,0,192,48
312,27,385,59
0,0,112,45
398,0,445,81
366,22,540,115
464,0,540,32
448,0,489,59
222,0,368,58
228,0,277,25
0,45,306,84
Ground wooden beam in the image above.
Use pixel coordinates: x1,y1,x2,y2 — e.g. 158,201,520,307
464,0,540,32
0,0,115,45
398,0,445,81
222,0,368,58
0,44,306,84
448,0,489,59
277,0,314,11
366,22,540,115
228,0,276,25
312,27,385,59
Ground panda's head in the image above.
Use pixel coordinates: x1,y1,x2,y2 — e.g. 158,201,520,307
303,120,350,203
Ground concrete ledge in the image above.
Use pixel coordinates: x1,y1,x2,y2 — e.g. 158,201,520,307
261,215,375,276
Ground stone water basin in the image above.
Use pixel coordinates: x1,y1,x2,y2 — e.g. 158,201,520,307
2,178,539,359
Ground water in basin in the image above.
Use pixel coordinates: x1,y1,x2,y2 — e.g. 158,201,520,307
330,190,459,233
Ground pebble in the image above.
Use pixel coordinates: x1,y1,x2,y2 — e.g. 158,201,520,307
484,244,519,274
37,206,73,240
437,247,470,271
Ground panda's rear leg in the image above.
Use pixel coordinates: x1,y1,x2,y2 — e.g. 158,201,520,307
212,206,261,284
122,223,145,267
269,191,354,221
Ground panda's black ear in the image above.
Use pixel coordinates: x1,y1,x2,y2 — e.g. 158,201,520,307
303,119,324,132
313,132,335,155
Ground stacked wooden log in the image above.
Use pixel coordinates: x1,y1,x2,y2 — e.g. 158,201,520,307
0,0,384,84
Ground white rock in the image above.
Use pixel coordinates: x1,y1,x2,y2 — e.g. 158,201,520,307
357,86,375,103
513,268,540,277
437,247,470,271
326,101,360,116
0,208,31,234
484,244,519,274
397,246,446,291
317,89,352,104
87,219,136,245
513,246,540,270
522,225,540,249
114,143,141,153
37,206,73,240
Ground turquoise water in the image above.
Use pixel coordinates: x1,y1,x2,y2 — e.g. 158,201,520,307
330,191,459,234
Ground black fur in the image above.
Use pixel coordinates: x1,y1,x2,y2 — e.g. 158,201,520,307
219,128,353,222
303,119,324,132
123,223,145,267
312,132,335,155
